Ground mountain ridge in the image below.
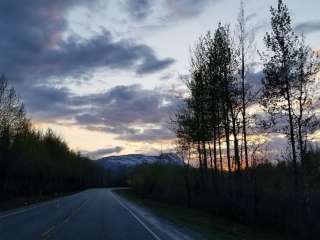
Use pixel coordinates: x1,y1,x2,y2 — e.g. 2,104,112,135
96,153,183,171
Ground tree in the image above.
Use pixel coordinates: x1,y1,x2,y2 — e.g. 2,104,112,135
260,0,299,187
261,0,320,189
294,38,320,173
0,75,27,191
0,76,107,199
0,75,27,133
213,24,242,172
237,0,255,169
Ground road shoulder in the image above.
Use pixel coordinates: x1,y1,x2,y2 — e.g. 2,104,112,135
112,189,204,240
114,189,284,240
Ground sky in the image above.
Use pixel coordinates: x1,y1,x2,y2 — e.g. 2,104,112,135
1,0,320,159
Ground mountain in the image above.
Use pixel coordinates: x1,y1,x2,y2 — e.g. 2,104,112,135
96,153,183,172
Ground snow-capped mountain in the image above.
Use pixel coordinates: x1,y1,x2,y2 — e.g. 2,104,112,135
96,153,182,171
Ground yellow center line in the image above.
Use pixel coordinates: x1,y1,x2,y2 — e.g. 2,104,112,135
40,199,88,240
41,226,55,240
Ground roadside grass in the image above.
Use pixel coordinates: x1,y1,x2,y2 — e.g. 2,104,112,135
115,189,284,240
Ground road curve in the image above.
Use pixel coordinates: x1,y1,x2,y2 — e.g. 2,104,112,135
0,189,195,240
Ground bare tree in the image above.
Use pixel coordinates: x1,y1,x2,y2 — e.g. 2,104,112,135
237,0,253,169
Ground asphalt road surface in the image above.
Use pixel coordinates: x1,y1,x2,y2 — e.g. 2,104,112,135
0,189,197,240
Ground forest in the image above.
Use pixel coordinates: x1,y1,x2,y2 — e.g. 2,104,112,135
130,1,320,239
0,75,108,202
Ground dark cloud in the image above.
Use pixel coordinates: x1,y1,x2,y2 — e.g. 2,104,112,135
167,0,212,18
24,84,180,142
136,54,175,74
83,146,124,159
295,21,320,35
122,0,152,20
0,0,174,85
117,127,174,142
85,125,139,135
121,0,215,22
40,31,174,78
21,85,76,120
75,84,180,142
74,84,179,126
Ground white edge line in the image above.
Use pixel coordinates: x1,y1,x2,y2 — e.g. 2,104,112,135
111,191,162,240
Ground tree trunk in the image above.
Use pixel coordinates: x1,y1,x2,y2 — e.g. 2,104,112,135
231,110,241,172
286,85,298,190
213,127,218,174
297,78,306,170
217,110,223,172
218,132,223,172
208,142,214,176
225,121,231,173
197,141,205,188
184,145,192,208
241,51,249,169
208,142,215,188
202,140,208,181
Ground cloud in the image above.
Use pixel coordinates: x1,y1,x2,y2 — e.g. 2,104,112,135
121,0,215,22
85,125,139,135
44,31,174,77
0,0,179,146
166,0,212,19
24,84,180,142
73,84,179,126
21,85,76,120
122,0,153,20
117,127,174,142
83,146,124,159
136,54,175,74
0,0,175,85
295,21,320,35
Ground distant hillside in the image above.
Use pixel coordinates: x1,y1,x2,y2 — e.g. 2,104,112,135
96,153,183,172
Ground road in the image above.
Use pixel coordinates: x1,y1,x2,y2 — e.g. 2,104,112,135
0,189,196,240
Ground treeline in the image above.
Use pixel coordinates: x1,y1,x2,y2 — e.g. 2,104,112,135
131,154,320,239
131,1,320,239
0,76,108,201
